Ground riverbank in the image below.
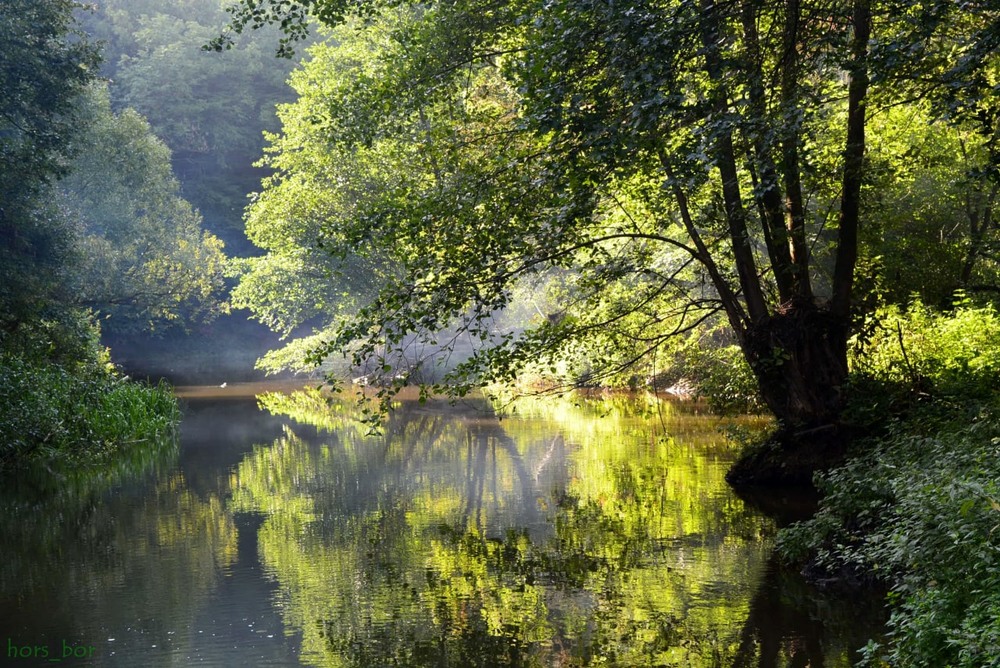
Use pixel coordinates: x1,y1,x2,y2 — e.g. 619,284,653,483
777,399,1000,666
775,303,1000,666
0,352,179,472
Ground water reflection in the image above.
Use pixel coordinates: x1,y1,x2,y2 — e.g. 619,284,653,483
234,390,879,667
0,397,297,666
0,387,881,667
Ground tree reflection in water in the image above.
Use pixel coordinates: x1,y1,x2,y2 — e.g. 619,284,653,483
230,389,880,667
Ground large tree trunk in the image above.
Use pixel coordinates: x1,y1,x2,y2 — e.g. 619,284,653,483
727,302,854,486
831,0,871,320
726,0,871,487
746,302,848,428
699,0,769,323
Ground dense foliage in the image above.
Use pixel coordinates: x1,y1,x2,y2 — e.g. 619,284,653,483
779,303,1000,666
65,0,307,383
58,84,228,333
0,0,226,469
219,0,999,471
0,0,99,336
0,348,178,471
863,107,1000,308
77,0,299,225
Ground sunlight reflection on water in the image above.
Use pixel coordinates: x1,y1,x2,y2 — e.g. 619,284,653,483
0,382,882,667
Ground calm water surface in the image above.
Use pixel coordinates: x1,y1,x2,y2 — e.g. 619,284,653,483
0,383,883,666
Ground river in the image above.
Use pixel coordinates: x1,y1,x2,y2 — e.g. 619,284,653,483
0,382,883,666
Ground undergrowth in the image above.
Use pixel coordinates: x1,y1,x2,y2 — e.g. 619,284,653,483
778,300,1000,667
0,315,179,471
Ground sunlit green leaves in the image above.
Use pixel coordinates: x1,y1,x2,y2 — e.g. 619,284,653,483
220,0,1000,441
861,102,999,305
230,7,733,412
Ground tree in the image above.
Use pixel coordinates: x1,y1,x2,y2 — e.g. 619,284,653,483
230,18,479,377
861,104,1000,308
0,0,189,469
77,0,300,220
57,84,229,333
860,1,1000,307
216,0,998,482
0,0,99,339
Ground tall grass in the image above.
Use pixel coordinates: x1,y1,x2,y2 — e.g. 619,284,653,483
0,353,179,471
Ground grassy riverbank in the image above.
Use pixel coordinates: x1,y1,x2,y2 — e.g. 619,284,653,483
778,302,1000,667
0,350,179,472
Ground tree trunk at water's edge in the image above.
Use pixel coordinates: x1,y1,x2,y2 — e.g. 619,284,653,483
727,301,854,488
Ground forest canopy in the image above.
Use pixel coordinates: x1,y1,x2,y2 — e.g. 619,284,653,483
58,84,228,334
218,0,999,468
77,0,301,226
0,0,230,468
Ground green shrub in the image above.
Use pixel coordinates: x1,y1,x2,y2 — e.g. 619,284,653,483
0,353,179,470
780,408,1000,667
675,342,765,415
850,299,1000,398
780,300,1000,666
